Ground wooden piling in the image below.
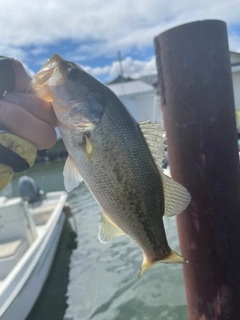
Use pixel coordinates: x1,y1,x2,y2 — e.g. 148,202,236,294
154,20,240,319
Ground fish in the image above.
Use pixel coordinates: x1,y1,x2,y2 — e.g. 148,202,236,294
32,54,191,278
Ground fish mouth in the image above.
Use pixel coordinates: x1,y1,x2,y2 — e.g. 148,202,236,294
41,53,63,71
33,54,63,86
31,54,64,99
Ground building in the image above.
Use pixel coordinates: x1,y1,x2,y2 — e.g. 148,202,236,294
108,80,161,123
107,52,240,128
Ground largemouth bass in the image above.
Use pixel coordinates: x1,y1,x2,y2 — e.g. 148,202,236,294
32,54,191,277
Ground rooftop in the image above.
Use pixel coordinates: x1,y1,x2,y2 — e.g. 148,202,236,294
106,75,134,85
107,80,156,97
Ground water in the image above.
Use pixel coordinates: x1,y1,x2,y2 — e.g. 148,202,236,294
7,159,188,320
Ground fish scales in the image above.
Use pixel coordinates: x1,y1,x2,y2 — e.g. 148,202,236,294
32,54,191,277
64,93,167,259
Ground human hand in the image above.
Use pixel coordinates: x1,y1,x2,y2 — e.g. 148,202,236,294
0,59,57,150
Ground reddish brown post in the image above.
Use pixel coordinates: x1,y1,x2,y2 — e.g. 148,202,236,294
154,20,240,319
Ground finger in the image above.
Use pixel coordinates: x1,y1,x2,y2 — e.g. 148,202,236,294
0,100,56,150
3,92,58,127
12,59,32,92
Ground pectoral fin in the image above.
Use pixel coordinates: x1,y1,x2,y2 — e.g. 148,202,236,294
98,211,125,243
63,155,83,192
138,249,187,278
83,134,94,163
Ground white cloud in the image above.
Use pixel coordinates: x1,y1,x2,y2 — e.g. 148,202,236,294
229,35,240,53
1,0,240,80
84,56,157,80
1,0,240,57
0,44,27,61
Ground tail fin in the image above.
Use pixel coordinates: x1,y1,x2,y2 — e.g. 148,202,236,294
138,249,188,278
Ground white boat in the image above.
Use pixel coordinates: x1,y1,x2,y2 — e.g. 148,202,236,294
0,191,68,320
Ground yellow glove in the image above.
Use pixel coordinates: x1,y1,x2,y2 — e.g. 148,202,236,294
0,131,37,191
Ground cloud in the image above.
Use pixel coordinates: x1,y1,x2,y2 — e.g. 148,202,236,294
229,34,240,52
84,56,157,81
0,44,27,61
1,0,240,80
1,0,240,56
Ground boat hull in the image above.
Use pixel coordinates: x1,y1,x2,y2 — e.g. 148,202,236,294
0,192,68,320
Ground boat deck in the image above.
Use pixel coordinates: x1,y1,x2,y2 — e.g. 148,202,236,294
0,201,57,282
30,203,56,226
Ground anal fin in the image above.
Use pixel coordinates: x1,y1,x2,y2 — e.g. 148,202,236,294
98,211,125,244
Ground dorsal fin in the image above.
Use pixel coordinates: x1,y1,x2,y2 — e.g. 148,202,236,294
160,171,191,216
139,120,191,217
139,121,166,171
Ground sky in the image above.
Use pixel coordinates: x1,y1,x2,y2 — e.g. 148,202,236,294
1,0,240,83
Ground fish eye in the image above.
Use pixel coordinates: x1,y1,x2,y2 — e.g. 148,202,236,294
67,67,81,81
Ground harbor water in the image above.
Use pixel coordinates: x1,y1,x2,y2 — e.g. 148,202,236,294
7,159,188,320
